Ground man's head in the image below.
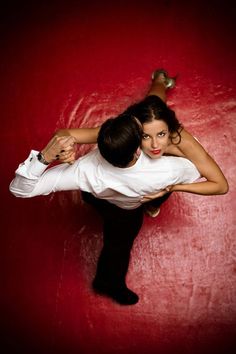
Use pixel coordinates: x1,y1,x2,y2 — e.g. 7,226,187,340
97,113,142,168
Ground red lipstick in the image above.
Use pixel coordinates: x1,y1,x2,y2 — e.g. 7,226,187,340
151,149,161,155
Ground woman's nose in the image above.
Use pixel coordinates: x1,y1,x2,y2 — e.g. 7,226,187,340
151,138,158,148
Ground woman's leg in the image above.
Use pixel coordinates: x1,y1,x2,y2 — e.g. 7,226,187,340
147,72,167,102
147,69,176,102
144,192,172,218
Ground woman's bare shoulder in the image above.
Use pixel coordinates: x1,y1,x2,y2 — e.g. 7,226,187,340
166,128,206,158
164,145,185,157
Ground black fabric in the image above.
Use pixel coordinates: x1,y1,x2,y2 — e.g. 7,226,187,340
81,191,171,291
81,191,144,287
145,192,172,208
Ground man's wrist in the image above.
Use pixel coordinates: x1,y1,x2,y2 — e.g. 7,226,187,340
37,151,50,165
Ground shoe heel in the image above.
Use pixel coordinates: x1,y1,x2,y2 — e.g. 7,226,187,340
165,76,176,89
151,69,177,89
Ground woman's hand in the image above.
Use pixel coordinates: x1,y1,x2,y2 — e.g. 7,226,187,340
140,186,172,203
56,145,77,164
41,136,76,164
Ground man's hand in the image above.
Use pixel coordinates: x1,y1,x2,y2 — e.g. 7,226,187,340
140,186,172,203
57,148,77,164
41,136,76,164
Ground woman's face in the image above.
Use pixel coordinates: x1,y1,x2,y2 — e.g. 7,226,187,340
141,119,170,159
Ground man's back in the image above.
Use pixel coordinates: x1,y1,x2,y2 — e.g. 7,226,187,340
10,148,200,209
77,149,200,208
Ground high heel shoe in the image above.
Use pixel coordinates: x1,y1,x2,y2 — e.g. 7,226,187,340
144,205,161,218
151,68,176,89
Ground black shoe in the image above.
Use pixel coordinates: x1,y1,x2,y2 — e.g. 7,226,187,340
92,279,139,305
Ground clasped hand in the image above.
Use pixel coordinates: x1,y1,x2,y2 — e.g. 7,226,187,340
41,135,77,164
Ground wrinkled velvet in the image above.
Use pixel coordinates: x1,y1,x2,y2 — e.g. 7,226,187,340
2,1,236,353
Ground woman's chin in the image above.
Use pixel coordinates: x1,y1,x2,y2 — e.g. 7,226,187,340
151,155,162,159
145,152,163,159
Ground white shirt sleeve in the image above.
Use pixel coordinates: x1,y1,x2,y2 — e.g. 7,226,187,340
9,150,80,198
167,156,201,184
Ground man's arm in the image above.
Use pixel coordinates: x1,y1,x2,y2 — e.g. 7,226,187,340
9,136,78,198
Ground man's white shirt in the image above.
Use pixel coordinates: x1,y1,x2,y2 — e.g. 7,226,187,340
10,149,201,209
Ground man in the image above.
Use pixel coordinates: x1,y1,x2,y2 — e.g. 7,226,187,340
10,114,200,305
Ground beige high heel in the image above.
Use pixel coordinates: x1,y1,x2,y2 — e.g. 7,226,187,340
144,205,161,218
151,69,176,89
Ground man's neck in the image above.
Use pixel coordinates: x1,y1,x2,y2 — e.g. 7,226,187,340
127,154,139,167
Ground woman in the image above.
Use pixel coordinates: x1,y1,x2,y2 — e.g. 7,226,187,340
55,69,228,212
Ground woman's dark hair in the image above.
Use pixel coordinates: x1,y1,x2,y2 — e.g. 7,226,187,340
124,95,182,144
97,113,142,168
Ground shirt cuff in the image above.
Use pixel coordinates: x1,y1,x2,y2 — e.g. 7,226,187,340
16,150,49,178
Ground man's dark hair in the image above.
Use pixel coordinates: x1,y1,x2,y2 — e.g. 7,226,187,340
97,113,142,168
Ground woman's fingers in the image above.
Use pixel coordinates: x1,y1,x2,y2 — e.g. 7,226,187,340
140,188,171,203
42,136,76,163
58,150,77,164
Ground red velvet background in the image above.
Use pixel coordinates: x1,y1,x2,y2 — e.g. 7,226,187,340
1,1,236,353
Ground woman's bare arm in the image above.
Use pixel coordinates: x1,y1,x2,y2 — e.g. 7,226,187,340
54,127,100,163
55,127,100,144
166,128,229,195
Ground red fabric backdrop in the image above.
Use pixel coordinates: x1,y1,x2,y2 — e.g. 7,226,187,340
1,1,236,353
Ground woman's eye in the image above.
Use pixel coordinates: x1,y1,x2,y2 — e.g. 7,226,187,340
142,134,149,140
158,132,166,137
